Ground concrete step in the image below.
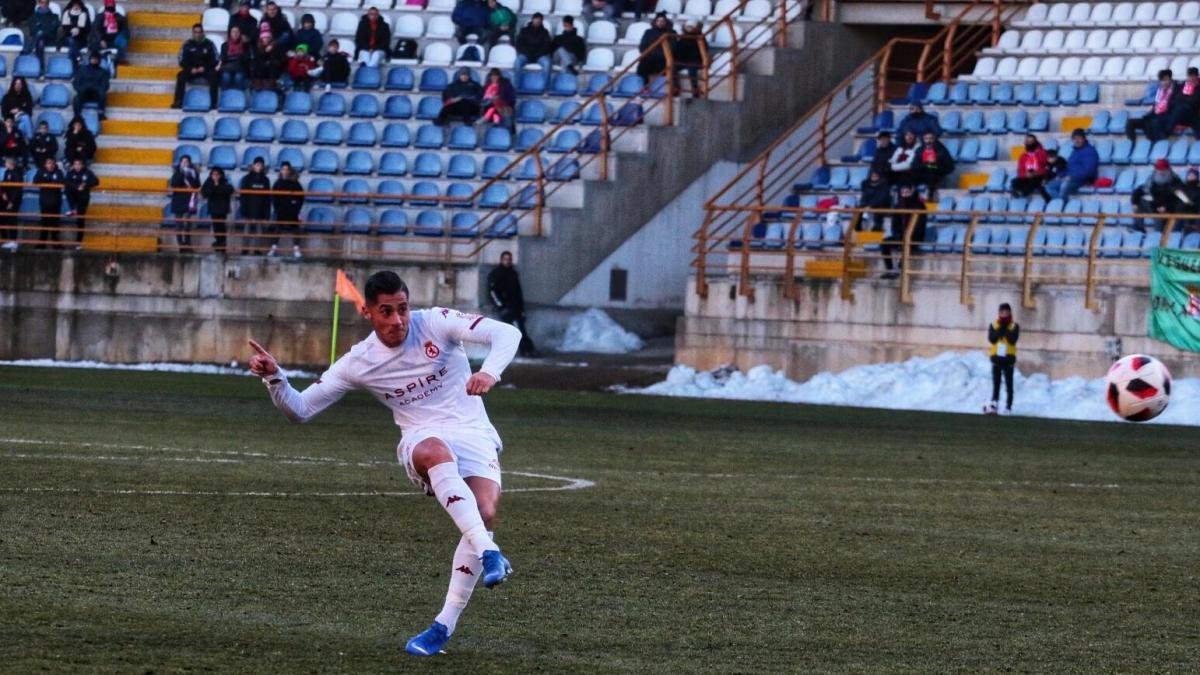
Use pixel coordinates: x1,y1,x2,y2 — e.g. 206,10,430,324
128,38,181,56
117,65,177,81
127,11,201,28
95,145,174,165
107,90,174,108
100,119,177,138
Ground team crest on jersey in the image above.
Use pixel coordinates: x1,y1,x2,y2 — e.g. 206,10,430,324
424,340,440,359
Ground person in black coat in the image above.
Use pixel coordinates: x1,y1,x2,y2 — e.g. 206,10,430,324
317,39,351,87
201,166,234,253
270,161,304,257
637,13,675,81
250,33,286,92
33,156,64,248
914,131,954,200
228,0,257,47
259,1,293,51
168,154,200,249
64,116,95,163
488,250,538,357
171,24,219,109
882,183,927,277
435,67,483,126
1,77,33,136
29,120,58,169
0,156,21,247
63,157,97,235
72,51,111,119
672,21,705,96
869,131,896,182
514,13,552,73
859,169,891,233
238,156,271,251
353,6,391,67
551,16,586,74
0,116,27,165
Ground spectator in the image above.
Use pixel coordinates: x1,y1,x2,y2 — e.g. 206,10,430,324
24,0,60,66
870,131,895,182
882,183,926,278
619,0,651,20
673,21,705,97
1175,67,1200,138
270,161,304,258
228,0,257,47
896,102,942,139
858,168,891,233
488,250,539,357
588,0,615,20
317,39,351,89
1044,148,1066,181
171,24,218,110
1181,168,1200,220
889,130,918,186
354,6,391,67
451,0,489,45
0,116,27,164
286,43,317,91
59,0,90,64
637,12,675,81
914,131,953,199
1,0,34,27
1126,69,1179,142
63,116,95,163
218,26,250,90
72,51,110,119
1045,129,1098,200
514,12,552,74
29,120,58,168
1132,158,1184,232
201,166,234,253
238,156,271,252
551,16,586,74
1010,133,1051,200
485,0,516,48
91,0,129,65
435,67,483,126
168,154,200,250
33,156,63,248
0,155,21,251
259,2,293,51
985,303,1019,415
63,157,97,236
1,77,33,139
249,31,285,92
481,67,515,132
293,13,323,57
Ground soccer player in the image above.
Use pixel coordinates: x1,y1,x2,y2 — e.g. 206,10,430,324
247,270,521,656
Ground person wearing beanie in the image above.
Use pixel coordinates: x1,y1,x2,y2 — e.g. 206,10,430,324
1045,129,1098,200
1132,158,1184,231
171,24,218,109
637,12,675,80
354,6,391,67
293,13,323,57
286,43,317,91
238,156,272,253
514,12,552,74
249,30,285,92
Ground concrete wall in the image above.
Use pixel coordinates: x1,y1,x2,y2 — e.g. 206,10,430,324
0,253,478,368
678,270,1200,380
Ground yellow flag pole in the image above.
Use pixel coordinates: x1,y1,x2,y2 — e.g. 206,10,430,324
329,293,341,366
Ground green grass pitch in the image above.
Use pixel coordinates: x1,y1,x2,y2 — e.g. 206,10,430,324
1,365,1198,673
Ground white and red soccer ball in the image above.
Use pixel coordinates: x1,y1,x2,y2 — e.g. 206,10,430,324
1105,354,1172,422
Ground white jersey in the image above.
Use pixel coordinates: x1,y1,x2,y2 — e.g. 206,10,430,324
263,308,522,437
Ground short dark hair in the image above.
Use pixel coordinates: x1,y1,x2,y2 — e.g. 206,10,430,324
876,130,891,139
192,22,203,30
999,302,1012,312
1070,128,1086,139
1190,67,1199,77
1159,69,1173,79
364,271,409,304
499,250,512,259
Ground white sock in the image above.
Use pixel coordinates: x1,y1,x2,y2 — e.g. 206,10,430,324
434,534,484,634
427,462,498,557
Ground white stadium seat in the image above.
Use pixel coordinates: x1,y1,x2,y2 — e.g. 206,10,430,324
582,47,614,72
1123,55,1148,80
1151,29,1173,51
1016,29,1043,53
1128,28,1152,51
710,22,742,48
586,20,617,45
1084,29,1108,52
524,0,553,14
455,42,485,65
329,0,363,9
1179,1,1200,22
1015,2,1049,26
1035,56,1060,81
1041,29,1064,51
1110,2,1135,25
657,0,683,14
1101,56,1126,79
1064,29,1086,51
619,47,638,69
1046,3,1071,24
423,41,453,65
1172,28,1197,52
202,8,228,33
1154,1,1179,24
618,21,649,46
972,57,995,79
394,14,423,38
994,30,1020,51
1067,2,1092,24
741,0,770,19
1087,2,1113,24
555,0,583,15
682,0,711,18
1057,56,1082,80
1081,56,1104,78
1016,56,1039,79
329,12,359,37
485,43,515,68
426,15,455,39
1146,55,1170,77
995,56,1018,78
1169,55,1190,76
1132,1,1157,24
1106,28,1130,51
428,0,457,10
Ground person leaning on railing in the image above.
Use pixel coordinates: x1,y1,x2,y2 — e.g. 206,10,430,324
33,156,64,249
0,156,21,251
202,167,235,255
168,155,200,250
63,157,97,238
239,156,272,253
637,13,675,82
673,21,706,98
881,183,926,280
859,169,891,232
270,161,305,259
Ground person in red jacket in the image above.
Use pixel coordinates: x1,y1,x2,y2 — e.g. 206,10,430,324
1009,134,1051,200
286,43,317,91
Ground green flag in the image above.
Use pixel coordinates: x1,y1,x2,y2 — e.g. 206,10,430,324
1149,248,1200,352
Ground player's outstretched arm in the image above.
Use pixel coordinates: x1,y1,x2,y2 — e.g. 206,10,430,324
248,339,353,423
431,310,522,397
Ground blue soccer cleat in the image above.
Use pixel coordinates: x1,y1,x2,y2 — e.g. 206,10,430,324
405,621,450,657
481,549,513,588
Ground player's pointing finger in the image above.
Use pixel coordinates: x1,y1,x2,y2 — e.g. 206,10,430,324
248,339,269,355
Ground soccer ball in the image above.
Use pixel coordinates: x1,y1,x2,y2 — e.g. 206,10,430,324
1105,354,1172,422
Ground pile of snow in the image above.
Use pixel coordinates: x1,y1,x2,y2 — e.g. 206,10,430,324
624,351,1200,425
557,309,644,354
0,359,318,379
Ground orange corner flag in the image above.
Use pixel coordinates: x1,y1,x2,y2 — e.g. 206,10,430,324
335,269,367,313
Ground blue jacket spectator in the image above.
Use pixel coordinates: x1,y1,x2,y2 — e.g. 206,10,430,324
896,103,942,140
452,0,489,44
1045,129,1098,200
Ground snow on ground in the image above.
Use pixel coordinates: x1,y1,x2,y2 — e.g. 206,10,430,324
556,309,645,354
0,359,319,379
622,351,1200,425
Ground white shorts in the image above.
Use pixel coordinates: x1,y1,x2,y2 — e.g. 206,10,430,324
397,427,503,495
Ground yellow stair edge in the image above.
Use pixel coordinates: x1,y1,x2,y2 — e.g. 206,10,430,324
805,259,866,279
1010,145,1023,161
108,91,175,109
96,175,168,191
101,119,177,137
88,204,165,220
95,146,174,166
958,173,989,189
82,232,159,253
1061,115,1092,132
118,65,177,81
128,12,200,28
128,39,181,55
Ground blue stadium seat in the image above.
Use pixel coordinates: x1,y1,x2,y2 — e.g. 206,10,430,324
386,66,415,90
479,183,510,209
306,176,336,203
1129,138,1152,164
277,147,305,171
381,122,411,147
516,100,545,124
35,111,64,135
1089,110,1111,135
1014,82,1037,106
992,82,1014,106
412,152,443,177
313,120,344,145
1112,139,1134,165
1149,139,1170,162
182,88,211,112
1059,82,1080,106
948,82,969,106
451,213,479,237
414,124,445,149
1169,138,1188,165
414,209,445,235
1036,83,1058,106
963,110,985,134
309,149,339,173
614,102,643,126
553,100,581,124
1108,110,1129,135
514,128,543,152
925,82,949,105
317,92,346,116
1063,227,1087,257
178,116,208,140
416,96,442,120
347,122,376,146
958,137,979,163
969,227,991,254
481,155,511,178
516,156,541,181
378,151,408,176
304,206,336,233
515,185,538,209
613,74,644,97
1005,110,1027,134
481,126,511,151
282,91,313,114
379,209,408,235
343,150,374,175
547,157,580,181
550,72,578,96
249,90,279,114
13,54,40,78
40,83,70,109
45,55,73,79
940,110,962,134
646,75,669,99
207,145,237,170
976,137,997,161
377,179,405,205
973,167,1006,193
280,119,310,143
968,82,991,105
987,195,1009,224
1121,229,1145,258
350,93,380,118
1028,110,1049,132
446,154,477,178
217,89,247,112
516,70,547,95
1187,141,1200,166
856,109,894,134
411,182,440,207
383,95,414,119
418,68,449,92
1043,198,1065,224
448,125,477,150
446,182,473,208
582,102,614,126
1098,227,1123,257
352,66,382,90
985,110,1006,134
1080,82,1099,104
582,73,611,96
343,207,373,234
340,178,370,204
240,145,270,169
1094,139,1114,164
208,117,241,142
484,214,518,238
